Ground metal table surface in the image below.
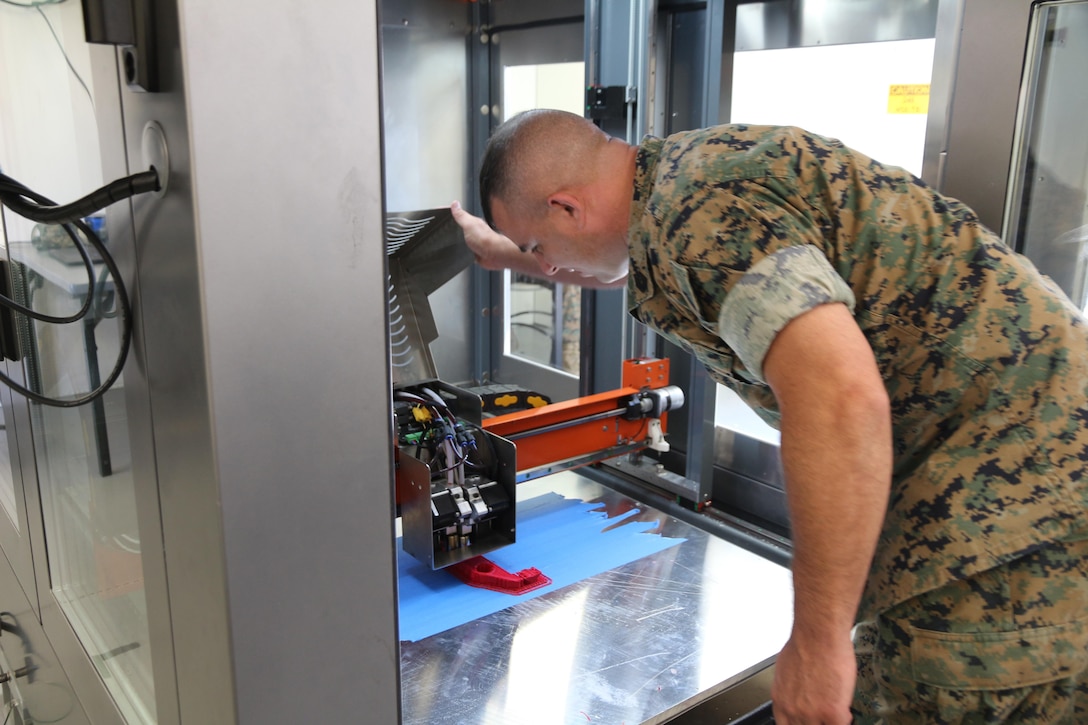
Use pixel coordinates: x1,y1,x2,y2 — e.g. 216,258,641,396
399,471,794,725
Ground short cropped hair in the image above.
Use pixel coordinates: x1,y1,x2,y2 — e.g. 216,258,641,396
478,109,603,229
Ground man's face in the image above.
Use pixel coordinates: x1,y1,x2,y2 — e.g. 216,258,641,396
491,198,629,283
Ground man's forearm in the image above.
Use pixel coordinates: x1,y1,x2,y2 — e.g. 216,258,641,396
450,202,626,288
781,386,891,641
763,302,892,723
770,385,890,725
763,303,892,636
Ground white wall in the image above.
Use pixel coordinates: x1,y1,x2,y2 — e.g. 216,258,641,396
719,38,936,441
0,2,102,241
731,39,936,176
503,62,585,121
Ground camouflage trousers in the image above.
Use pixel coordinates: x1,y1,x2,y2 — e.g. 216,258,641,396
852,538,1088,724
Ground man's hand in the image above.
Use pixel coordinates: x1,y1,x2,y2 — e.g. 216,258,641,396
450,200,522,271
772,629,857,724
449,201,628,288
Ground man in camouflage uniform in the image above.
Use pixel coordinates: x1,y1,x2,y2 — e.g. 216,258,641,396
452,109,1088,724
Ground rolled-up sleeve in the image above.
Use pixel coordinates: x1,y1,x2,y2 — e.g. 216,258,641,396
718,244,855,382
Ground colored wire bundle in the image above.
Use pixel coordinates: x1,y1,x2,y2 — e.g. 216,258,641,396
394,388,489,486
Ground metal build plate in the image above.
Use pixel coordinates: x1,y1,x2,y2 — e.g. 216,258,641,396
399,471,794,725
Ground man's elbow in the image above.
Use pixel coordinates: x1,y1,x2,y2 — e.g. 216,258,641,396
836,374,892,435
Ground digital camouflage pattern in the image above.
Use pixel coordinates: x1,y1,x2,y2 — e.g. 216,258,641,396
717,242,857,380
625,125,1088,622
852,538,1088,722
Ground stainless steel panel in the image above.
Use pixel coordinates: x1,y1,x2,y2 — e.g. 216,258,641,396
926,0,1034,231
797,0,937,46
491,0,585,30
99,3,231,721
660,8,708,139
734,0,938,51
173,1,400,723
401,472,794,725
491,21,585,69
921,0,965,188
734,0,793,52
86,36,181,725
381,2,474,384
1002,0,1088,311
381,0,469,34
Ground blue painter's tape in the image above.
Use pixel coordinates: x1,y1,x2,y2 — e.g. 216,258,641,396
397,491,686,642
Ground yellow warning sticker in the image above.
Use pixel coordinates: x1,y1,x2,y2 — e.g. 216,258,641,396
888,84,930,114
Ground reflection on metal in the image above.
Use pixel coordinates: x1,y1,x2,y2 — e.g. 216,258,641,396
400,472,794,725
385,208,475,384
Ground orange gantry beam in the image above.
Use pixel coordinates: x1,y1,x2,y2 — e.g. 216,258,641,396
482,358,671,474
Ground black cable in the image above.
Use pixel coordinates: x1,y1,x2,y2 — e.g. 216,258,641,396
17,235,97,324
0,176,108,323
13,222,130,407
0,169,159,225
396,388,489,477
459,422,494,470
0,174,142,407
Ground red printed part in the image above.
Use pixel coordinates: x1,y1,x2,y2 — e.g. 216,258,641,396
448,556,552,595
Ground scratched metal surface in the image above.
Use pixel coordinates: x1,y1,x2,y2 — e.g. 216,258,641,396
399,471,794,725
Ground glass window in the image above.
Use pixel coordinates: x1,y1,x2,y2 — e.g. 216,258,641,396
501,61,585,376
0,403,14,530
722,38,936,439
0,185,16,536
506,273,581,374
0,3,156,721
1006,0,1088,314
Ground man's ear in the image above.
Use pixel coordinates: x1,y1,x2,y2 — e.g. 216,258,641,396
546,191,584,227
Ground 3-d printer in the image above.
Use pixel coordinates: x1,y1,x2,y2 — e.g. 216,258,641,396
386,209,684,572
